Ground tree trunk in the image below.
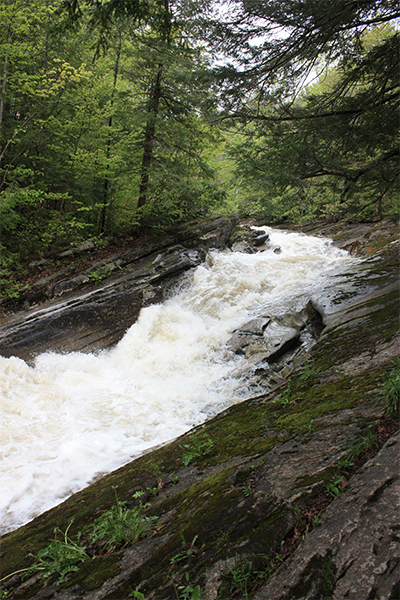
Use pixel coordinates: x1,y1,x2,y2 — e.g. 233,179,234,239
98,33,122,234
137,64,163,208
0,20,11,156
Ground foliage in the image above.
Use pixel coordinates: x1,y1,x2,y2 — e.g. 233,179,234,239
181,435,214,466
1,0,398,280
173,572,201,600
209,4,399,222
0,522,88,585
90,487,158,549
381,360,400,416
26,522,88,584
348,430,379,460
299,359,322,381
218,554,282,599
272,380,300,406
228,558,253,599
325,477,345,499
0,0,224,274
171,533,199,563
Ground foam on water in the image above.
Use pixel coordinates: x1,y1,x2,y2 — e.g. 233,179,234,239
0,227,353,533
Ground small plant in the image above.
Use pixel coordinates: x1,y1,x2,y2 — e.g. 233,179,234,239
381,360,400,416
131,589,145,599
170,474,180,485
242,483,253,497
173,572,201,600
273,389,292,406
337,455,354,475
272,379,300,406
293,504,302,524
348,430,378,460
325,477,345,498
27,522,88,584
0,278,29,299
171,533,199,563
299,359,321,381
90,487,158,550
87,268,109,282
226,558,254,600
181,435,214,466
146,486,158,498
313,515,322,528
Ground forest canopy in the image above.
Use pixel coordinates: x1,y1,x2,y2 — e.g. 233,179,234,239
0,0,399,292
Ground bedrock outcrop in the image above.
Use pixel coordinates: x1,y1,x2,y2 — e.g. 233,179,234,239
0,216,238,362
0,218,398,600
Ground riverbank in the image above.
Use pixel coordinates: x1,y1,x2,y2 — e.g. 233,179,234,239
0,216,399,600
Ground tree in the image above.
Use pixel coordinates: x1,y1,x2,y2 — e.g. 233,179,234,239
207,1,399,219
62,0,223,217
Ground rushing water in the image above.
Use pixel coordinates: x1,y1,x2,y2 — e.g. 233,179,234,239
0,227,354,534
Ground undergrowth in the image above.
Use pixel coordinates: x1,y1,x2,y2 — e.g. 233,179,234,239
0,488,157,587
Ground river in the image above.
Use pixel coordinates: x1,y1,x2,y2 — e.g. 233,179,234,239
0,227,355,534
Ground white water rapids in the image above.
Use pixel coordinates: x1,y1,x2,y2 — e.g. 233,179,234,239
0,227,355,534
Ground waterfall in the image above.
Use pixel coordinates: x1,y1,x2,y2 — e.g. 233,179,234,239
0,227,354,534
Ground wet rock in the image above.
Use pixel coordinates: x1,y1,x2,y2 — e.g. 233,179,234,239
228,224,270,252
153,246,206,277
253,433,400,600
253,232,270,246
0,219,398,600
230,240,256,253
0,218,236,361
226,317,271,353
226,315,302,362
244,321,300,363
301,299,325,339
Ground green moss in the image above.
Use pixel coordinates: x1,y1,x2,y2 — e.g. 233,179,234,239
60,555,121,591
322,554,336,598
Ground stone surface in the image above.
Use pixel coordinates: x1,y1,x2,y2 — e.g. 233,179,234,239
253,433,400,600
0,217,237,362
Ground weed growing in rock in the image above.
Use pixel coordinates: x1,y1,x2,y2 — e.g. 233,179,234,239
382,359,400,416
228,558,253,599
348,430,378,459
273,379,301,406
313,515,322,528
27,522,88,584
336,455,355,475
130,589,145,599
242,482,253,496
146,486,158,498
90,487,158,550
218,554,279,599
171,533,199,563
181,435,214,466
173,572,201,600
0,522,88,586
325,477,345,498
299,359,321,381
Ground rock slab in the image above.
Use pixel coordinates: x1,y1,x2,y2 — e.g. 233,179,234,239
254,433,400,600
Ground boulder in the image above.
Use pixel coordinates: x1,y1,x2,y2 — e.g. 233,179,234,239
230,240,256,254
244,321,300,363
